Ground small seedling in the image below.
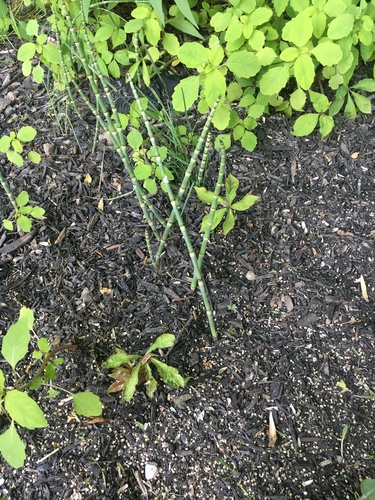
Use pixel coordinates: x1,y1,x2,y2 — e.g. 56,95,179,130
195,174,258,235
340,424,349,461
2,190,45,232
0,307,102,468
102,333,185,402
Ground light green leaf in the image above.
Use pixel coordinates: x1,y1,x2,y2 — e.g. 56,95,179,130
172,75,200,111
144,17,161,46
327,13,354,40
5,391,48,429
94,25,114,42
150,358,185,388
214,134,231,150
26,19,38,37
351,92,372,114
232,194,259,211
0,422,26,468
178,42,209,69
282,12,313,47
225,52,261,78
249,7,273,26
30,206,45,219
17,42,36,62
174,0,198,28
16,216,32,232
148,0,164,25
311,10,326,38
27,151,41,164
195,187,215,204
294,54,315,90
7,150,23,167
351,79,375,92
319,114,334,138
204,69,226,107
112,28,126,49
163,33,179,55
256,47,277,66
146,333,175,354
344,94,356,118
309,90,330,113
2,316,30,369
102,353,140,369
122,362,141,402
37,338,50,353
42,42,60,64
17,126,37,143
73,392,102,417
311,42,343,65
290,87,306,111
127,129,143,150
167,17,203,40
19,306,34,329
3,219,13,231
0,135,11,152
292,113,319,136
114,49,129,66
274,0,288,16
134,163,152,180
212,102,231,131
225,174,239,204
212,207,227,230
223,208,236,235
323,0,346,17
280,47,299,62
144,177,158,195
16,191,29,207
259,64,289,95
241,131,257,151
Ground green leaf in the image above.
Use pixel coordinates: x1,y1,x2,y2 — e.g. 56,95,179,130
225,52,261,78
3,219,13,231
282,12,313,47
280,47,299,62
174,0,198,28
351,79,375,92
241,130,257,151
212,103,231,130
294,53,315,90
144,177,158,195
327,13,354,39
32,65,44,84
223,208,236,235
17,42,36,62
360,478,375,499
30,206,45,219
178,42,209,69
148,0,164,25
17,215,32,232
259,64,290,95
344,94,357,118
146,333,175,354
19,305,34,329
249,7,273,26
73,392,102,417
26,19,38,37
309,90,330,113
2,317,31,370
127,129,143,151
94,25,114,42
0,135,11,152
134,163,152,180
195,187,215,204
5,390,48,429
311,42,343,65
290,87,306,111
232,194,259,211
225,174,239,204
319,114,334,138
27,151,41,164
37,338,49,353
292,113,319,136
0,369,4,398
144,17,161,46
15,191,29,207
204,69,226,107
7,150,24,167
102,353,140,369
351,92,372,114
167,17,203,40
163,33,179,56
0,422,26,468
122,362,141,402
211,207,227,230
17,125,37,143
150,358,185,388
172,75,200,111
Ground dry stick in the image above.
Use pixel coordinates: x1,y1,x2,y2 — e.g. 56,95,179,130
191,145,226,291
128,79,217,338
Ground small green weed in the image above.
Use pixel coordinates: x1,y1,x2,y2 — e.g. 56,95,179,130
102,333,185,402
0,307,102,468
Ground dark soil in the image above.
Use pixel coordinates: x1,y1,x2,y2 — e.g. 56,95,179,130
0,44,374,500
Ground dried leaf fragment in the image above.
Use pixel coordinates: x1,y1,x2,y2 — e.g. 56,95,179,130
355,274,369,302
268,411,277,447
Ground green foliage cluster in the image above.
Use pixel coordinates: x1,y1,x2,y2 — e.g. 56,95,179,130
102,334,185,402
0,126,45,232
0,308,102,468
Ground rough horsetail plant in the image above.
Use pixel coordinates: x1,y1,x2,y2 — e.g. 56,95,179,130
50,0,226,338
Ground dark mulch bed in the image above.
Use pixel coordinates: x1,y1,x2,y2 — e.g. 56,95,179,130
0,43,374,499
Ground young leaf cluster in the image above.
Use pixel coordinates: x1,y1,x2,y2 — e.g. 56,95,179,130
102,334,185,402
195,174,258,235
0,308,102,468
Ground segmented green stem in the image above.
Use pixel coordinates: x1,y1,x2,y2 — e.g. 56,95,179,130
196,132,212,187
0,167,17,210
191,145,226,290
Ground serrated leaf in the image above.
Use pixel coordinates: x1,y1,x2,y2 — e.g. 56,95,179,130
0,422,26,468
282,12,312,47
3,219,13,231
17,42,36,62
102,353,140,369
212,207,227,230
73,392,102,417
17,216,32,232
17,126,37,143
259,64,290,95
311,42,343,65
122,362,141,402
351,92,372,114
27,151,41,164
144,177,158,195
241,130,257,151
223,208,236,235
172,75,200,111
37,337,49,353
15,191,29,207
0,135,11,153
212,102,231,130
134,163,152,180
178,42,209,69
232,194,259,211
319,114,334,138
294,54,315,90
292,113,319,136
225,174,239,204
146,333,175,354
32,65,44,84
225,52,261,78
2,316,31,369
4,390,48,429
351,78,375,92
7,150,23,167
327,13,354,40
195,186,216,204
150,358,185,388
30,206,45,219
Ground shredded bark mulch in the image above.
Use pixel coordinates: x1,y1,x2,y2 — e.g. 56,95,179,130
0,44,374,499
